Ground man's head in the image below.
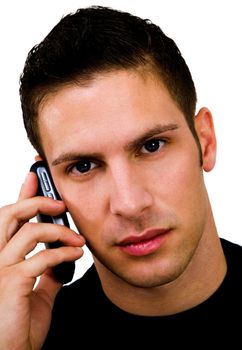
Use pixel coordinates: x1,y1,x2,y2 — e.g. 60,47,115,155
35,67,216,293
18,6,218,298
20,5,198,159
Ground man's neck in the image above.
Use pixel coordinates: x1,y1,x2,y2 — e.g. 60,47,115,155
94,223,226,316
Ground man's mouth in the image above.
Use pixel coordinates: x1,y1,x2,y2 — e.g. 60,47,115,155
118,228,170,256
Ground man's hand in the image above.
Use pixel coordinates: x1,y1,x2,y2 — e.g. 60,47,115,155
0,172,85,349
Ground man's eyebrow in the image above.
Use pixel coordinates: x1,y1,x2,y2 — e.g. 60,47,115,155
52,152,104,166
52,123,179,166
125,123,179,152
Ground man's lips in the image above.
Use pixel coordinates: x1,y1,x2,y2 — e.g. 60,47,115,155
118,229,170,256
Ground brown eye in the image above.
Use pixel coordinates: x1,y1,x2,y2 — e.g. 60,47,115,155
76,161,92,173
70,160,97,175
142,139,165,153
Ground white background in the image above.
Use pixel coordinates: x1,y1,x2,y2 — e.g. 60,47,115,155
0,0,241,281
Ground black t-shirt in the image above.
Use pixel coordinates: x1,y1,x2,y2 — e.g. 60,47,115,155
42,238,242,348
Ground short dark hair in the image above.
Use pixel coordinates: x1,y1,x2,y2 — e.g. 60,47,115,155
20,5,198,158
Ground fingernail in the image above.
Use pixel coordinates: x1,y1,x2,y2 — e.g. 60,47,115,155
77,234,85,242
54,200,65,207
75,247,84,253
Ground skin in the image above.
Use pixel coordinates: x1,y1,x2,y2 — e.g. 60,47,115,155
0,68,226,349
39,69,226,315
0,176,85,349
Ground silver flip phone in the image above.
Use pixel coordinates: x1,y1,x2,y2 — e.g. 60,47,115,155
30,160,75,284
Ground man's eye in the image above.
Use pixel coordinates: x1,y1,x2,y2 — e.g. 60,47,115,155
141,139,165,154
70,160,97,174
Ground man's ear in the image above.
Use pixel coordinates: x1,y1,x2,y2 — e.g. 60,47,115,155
195,107,217,172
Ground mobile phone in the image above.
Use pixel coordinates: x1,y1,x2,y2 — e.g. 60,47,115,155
30,160,75,284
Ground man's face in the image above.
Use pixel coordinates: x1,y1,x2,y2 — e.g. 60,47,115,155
38,69,215,288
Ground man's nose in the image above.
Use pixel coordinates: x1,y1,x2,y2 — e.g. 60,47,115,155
109,162,153,219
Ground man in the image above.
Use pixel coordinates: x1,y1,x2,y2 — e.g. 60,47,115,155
0,5,241,349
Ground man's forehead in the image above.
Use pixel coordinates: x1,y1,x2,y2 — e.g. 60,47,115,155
38,69,186,161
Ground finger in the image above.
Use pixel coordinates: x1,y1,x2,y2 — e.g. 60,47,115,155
0,222,85,266
0,198,66,248
34,269,62,309
18,245,84,279
0,247,83,299
18,172,38,201
35,154,43,162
